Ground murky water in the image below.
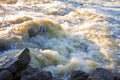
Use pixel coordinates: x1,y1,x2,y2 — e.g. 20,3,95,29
0,0,120,79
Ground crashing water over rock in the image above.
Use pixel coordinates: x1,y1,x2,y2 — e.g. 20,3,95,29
0,0,120,80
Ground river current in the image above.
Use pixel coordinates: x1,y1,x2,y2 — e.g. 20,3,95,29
0,0,120,79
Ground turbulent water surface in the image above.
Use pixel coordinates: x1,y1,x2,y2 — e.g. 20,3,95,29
0,0,120,79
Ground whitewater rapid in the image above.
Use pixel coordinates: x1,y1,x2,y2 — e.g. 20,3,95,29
0,0,120,79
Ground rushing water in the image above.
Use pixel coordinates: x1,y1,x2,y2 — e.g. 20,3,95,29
0,0,120,79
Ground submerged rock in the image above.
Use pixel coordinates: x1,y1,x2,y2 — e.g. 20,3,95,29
88,68,114,80
69,70,88,80
0,48,30,73
10,20,65,38
28,27,39,38
21,67,53,80
0,39,11,52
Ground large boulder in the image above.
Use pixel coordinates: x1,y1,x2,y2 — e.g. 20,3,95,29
21,67,53,80
69,70,88,80
0,48,30,73
88,68,114,80
0,48,30,80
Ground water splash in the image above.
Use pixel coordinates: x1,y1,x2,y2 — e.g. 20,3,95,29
0,0,120,79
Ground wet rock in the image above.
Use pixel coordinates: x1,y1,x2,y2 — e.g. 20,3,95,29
111,67,120,80
69,70,88,80
0,70,13,80
21,67,53,80
88,68,114,80
0,39,11,52
114,73,120,80
0,48,30,73
28,27,38,37
38,70,53,80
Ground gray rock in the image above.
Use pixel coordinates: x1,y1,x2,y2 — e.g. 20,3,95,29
88,68,114,80
69,70,88,80
111,67,120,80
114,73,120,80
0,48,31,73
21,67,53,80
0,70,13,80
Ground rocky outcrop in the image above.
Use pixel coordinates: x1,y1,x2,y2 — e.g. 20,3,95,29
88,68,114,80
21,67,53,80
0,48,30,73
0,48,30,80
0,48,53,80
69,70,88,80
